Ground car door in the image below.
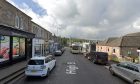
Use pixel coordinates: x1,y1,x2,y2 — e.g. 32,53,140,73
113,63,127,77
122,65,140,83
51,57,56,68
48,57,54,70
45,58,51,70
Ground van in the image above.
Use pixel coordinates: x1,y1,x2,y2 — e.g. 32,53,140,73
25,55,56,77
87,52,108,65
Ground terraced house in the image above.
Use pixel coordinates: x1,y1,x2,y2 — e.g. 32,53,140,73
0,0,52,67
0,0,35,67
96,32,140,62
31,21,52,57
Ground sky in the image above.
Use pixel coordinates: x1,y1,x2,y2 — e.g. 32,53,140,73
7,0,140,40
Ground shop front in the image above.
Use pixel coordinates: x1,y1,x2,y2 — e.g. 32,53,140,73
32,38,48,57
0,25,35,67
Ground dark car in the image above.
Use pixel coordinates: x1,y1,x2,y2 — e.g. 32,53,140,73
54,43,65,56
87,52,108,65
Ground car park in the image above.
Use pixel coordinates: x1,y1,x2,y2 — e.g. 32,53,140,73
86,52,108,65
109,62,140,84
25,55,56,77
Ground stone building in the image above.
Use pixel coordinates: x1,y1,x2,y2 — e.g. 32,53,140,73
0,0,35,67
96,33,140,62
31,21,52,57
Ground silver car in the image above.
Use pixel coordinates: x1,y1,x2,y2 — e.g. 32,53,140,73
109,62,140,84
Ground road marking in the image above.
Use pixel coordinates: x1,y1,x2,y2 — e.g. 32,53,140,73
66,62,78,75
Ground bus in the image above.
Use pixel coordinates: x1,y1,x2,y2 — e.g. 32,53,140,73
71,43,82,54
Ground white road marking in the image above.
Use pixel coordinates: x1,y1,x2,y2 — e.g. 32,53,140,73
66,62,78,75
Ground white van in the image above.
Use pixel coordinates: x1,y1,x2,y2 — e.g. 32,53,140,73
25,55,56,77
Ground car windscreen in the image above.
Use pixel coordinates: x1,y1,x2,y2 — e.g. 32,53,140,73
96,53,108,59
72,46,79,50
28,60,44,65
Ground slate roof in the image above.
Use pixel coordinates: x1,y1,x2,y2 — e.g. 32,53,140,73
97,37,118,46
97,32,140,47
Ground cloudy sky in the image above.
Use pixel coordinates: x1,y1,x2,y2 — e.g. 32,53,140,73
7,0,140,40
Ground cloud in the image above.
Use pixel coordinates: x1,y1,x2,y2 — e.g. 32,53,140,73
7,0,140,40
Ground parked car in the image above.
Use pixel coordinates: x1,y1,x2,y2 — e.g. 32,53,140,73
54,43,64,56
54,50,62,56
86,52,108,65
109,62,140,84
61,46,65,53
25,55,56,77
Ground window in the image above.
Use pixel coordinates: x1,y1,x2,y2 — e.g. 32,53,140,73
20,17,24,30
113,49,115,53
19,38,25,56
0,36,10,62
45,57,52,63
28,60,44,65
34,44,41,56
15,16,20,28
13,37,20,57
127,64,139,72
13,37,25,58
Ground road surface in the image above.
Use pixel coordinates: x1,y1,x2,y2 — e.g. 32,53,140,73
14,48,128,84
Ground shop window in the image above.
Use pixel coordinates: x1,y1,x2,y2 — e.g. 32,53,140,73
13,37,20,57
19,38,25,56
0,36,10,62
34,44,41,56
13,37,25,58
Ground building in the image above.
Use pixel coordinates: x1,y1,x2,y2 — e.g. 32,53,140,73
96,33,140,62
31,21,52,57
0,0,35,67
96,37,118,54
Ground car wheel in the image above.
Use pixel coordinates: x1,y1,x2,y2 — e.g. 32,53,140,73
134,81,140,84
109,67,115,75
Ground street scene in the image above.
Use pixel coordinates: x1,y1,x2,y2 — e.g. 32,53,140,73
1,0,140,84
14,48,128,84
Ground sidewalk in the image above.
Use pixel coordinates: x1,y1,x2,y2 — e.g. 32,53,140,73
0,60,28,81
104,60,119,69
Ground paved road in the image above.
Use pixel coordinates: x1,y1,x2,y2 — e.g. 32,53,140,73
14,48,128,84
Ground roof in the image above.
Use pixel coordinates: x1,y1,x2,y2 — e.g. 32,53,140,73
31,57,47,60
121,36,140,47
125,32,140,36
107,37,122,47
31,55,53,60
97,32,140,47
108,36,140,47
97,37,118,46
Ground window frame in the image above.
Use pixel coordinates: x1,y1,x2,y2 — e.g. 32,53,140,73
15,15,20,29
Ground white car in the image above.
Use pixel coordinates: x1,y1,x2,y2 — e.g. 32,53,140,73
25,55,56,77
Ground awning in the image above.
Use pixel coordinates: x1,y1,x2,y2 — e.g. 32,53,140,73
0,25,35,38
